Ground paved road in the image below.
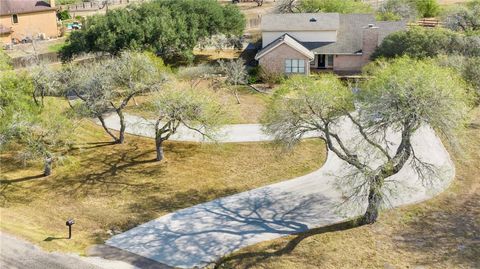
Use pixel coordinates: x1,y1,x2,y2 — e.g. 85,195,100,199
0,232,139,269
102,114,455,268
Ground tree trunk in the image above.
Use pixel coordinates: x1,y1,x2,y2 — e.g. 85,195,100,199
117,109,125,144
362,175,384,224
97,115,119,143
234,88,241,104
44,156,52,176
156,140,164,161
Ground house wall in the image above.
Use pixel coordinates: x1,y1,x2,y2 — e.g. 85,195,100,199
333,55,365,72
0,10,58,44
262,30,337,47
258,43,311,75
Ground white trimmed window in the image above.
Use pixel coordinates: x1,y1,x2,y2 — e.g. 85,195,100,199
285,59,305,74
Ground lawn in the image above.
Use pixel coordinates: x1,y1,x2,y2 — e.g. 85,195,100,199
217,107,480,269
0,98,326,254
125,84,270,124
47,43,65,53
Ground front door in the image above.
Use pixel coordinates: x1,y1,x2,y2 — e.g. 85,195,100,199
318,55,326,68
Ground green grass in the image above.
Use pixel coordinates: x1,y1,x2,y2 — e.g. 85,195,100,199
216,107,480,269
47,43,65,53
0,98,327,254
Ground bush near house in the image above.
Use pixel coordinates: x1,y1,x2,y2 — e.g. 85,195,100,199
372,27,480,59
59,0,245,64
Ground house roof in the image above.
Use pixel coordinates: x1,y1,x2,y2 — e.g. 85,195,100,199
255,34,314,60
0,0,55,16
306,14,377,54
261,13,407,55
261,13,340,31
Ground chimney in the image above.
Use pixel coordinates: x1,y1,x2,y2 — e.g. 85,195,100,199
362,24,379,60
50,0,55,8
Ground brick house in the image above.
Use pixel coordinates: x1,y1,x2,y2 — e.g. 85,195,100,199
255,13,406,75
0,0,58,44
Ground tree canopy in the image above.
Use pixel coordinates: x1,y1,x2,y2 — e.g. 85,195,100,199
372,27,480,59
262,57,473,223
442,0,480,33
59,51,168,143
59,0,245,63
277,0,372,14
150,86,228,161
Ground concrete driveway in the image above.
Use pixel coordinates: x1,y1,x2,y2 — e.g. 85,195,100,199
100,114,454,268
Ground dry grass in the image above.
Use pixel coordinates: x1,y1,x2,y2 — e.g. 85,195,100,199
0,102,326,254
438,0,470,5
217,107,480,269
125,84,270,124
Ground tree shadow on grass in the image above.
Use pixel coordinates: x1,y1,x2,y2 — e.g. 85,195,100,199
0,174,45,184
70,141,117,151
392,192,480,268
44,236,68,241
214,218,360,269
57,145,159,196
0,174,45,206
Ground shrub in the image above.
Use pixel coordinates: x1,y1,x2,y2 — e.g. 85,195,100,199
372,27,480,59
57,10,71,20
415,0,440,18
247,66,261,84
260,68,284,87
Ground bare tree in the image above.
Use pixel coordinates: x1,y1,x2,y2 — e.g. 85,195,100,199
150,86,228,161
16,101,73,176
29,64,59,106
276,0,299,13
443,0,480,32
218,58,247,104
177,64,217,89
59,52,166,144
263,58,473,224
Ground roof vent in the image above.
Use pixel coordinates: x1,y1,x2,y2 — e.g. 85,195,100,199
309,18,317,22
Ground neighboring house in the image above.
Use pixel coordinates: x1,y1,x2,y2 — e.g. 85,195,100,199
0,0,58,44
255,13,406,75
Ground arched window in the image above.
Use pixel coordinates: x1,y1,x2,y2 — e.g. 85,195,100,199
12,14,18,24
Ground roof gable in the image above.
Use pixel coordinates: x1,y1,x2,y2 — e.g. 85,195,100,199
255,34,314,60
0,0,54,16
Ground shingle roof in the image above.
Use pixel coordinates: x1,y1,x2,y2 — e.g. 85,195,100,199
255,34,314,60
261,13,340,31
304,15,406,54
0,0,55,16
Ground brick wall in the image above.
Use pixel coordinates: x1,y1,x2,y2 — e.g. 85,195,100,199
258,43,311,75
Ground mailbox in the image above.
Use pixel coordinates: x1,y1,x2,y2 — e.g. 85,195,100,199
66,219,75,239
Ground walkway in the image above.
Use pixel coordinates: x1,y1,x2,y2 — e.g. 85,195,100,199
99,113,454,268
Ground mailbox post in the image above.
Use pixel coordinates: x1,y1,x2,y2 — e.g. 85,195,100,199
66,219,75,239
